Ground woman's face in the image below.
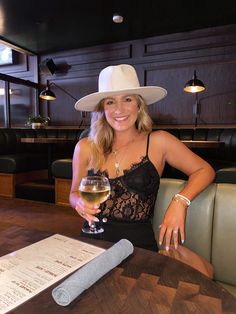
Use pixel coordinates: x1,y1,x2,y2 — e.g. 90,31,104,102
102,94,139,132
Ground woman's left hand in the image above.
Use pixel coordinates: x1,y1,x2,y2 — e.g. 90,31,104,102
158,200,187,251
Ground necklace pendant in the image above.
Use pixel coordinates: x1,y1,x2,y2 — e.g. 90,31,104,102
115,162,120,176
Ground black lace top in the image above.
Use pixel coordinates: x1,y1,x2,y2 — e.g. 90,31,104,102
89,134,160,222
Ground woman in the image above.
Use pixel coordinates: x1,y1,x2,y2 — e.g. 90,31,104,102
70,64,215,252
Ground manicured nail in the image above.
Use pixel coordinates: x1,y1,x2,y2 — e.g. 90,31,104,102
181,239,185,244
174,244,178,250
93,217,99,222
159,241,162,246
158,224,162,229
165,246,169,251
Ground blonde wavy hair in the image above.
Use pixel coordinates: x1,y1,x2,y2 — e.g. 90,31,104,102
88,95,153,171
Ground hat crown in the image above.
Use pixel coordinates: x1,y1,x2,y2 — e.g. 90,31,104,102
74,63,167,112
98,64,140,93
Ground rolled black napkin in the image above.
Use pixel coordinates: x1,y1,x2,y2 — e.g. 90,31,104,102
52,239,134,306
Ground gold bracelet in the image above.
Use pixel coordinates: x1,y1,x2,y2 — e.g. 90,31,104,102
172,193,191,207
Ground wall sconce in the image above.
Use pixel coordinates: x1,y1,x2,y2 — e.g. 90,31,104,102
184,70,206,127
40,82,86,118
40,82,77,101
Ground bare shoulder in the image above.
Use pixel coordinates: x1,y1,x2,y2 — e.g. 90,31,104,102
150,130,178,144
75,137,90,150
73,137,91,158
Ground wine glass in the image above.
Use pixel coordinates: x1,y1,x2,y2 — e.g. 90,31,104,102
79,176,110,234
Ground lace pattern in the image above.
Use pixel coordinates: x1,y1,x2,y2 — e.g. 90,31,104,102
94,156,160,222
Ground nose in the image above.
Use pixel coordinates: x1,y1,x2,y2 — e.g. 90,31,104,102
114,100,123,113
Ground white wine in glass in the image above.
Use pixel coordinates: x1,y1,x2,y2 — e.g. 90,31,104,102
79,176,110,234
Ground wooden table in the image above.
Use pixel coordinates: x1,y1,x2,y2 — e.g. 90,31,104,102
0,196,235,314
21,137,77,180
182,140,225,149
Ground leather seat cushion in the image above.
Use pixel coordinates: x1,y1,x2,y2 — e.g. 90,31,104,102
52,159,72,179
215,167,236,183
0,154,47,173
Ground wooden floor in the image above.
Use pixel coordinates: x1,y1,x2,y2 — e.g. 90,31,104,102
0,197,84,254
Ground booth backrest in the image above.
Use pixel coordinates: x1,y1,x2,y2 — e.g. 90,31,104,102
0,128,83,157
79,127,236,165
152,178,236,289
212,184,236,286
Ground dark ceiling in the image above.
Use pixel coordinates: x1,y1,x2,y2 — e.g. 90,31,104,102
0,0,235,55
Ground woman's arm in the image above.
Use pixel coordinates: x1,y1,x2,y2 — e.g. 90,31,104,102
150,131,215,250
69,138,101,223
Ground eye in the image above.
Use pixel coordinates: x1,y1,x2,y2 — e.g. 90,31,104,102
104,99,114,106
124,96,133,102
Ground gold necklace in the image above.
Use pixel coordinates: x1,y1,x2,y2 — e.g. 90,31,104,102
112,147,129,176
112,137,136,176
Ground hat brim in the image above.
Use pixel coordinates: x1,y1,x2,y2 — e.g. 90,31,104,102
75,86,167,112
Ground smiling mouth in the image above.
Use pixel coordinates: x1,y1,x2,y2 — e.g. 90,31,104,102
114,116,128,122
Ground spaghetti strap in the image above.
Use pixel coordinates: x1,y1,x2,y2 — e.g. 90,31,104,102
146,133,151,156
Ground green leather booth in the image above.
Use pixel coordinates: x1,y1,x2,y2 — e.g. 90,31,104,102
0,128,82,197
153,178,236,298
52,127,236,182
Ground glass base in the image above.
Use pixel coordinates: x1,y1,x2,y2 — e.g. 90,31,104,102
82,222,104,234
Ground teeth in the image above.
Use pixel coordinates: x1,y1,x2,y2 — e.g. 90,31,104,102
115,116,127,121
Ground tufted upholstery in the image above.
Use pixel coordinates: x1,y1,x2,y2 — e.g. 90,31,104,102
0,128,83,173
162,128,236,180
153,178,236,297
0,128,83,197
52,127,236,183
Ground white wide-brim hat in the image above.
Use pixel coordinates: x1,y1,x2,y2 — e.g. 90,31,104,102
75,64,167,112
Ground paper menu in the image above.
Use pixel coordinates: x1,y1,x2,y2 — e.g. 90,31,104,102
0,234,105,314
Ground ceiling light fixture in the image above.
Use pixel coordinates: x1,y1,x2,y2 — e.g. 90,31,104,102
112,13,124,24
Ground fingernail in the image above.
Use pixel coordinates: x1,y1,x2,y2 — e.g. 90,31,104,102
174,244,178,250
94,217,99,222
94,205,99,209
158,224,162,229
96,209,101,213
159,241,162,246
165,246,169,251
181,239,185,244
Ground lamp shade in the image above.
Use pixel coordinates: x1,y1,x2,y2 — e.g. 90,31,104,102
184,70,205,93
39,87,56,100
39,82,78,102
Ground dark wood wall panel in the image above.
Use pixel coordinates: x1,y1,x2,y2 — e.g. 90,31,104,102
45,74,98,126
40,24,236,127
144,61,236,125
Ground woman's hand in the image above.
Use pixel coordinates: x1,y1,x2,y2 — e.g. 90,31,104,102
75,198,101,225
158,200,187,251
